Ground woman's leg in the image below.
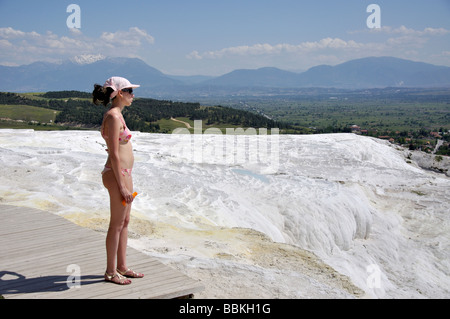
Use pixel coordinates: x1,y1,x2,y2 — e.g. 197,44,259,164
117,174,133,272
103,170,133,282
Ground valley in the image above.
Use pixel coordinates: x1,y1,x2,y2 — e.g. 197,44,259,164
1,86,449,156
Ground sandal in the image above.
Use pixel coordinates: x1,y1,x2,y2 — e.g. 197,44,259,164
104,271,132,285
117,268,144,278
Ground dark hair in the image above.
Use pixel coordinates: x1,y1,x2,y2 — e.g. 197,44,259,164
92,84,115,106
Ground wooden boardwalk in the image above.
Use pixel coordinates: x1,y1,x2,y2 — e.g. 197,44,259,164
0,205,204,299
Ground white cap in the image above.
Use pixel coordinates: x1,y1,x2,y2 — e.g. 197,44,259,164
104,76,140,99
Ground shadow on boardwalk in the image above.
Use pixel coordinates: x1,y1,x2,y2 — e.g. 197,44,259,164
0,270,103,295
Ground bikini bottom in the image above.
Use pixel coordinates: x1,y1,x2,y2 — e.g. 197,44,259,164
101,165,132,176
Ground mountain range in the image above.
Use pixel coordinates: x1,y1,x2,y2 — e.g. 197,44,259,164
1,56,450,97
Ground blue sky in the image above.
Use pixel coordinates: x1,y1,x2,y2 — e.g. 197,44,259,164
1,0,450,75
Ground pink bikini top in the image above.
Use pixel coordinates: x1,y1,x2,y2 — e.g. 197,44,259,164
118,118,132,143
101,116,132,144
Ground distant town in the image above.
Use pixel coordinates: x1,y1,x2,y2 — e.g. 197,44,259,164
350,124,450,156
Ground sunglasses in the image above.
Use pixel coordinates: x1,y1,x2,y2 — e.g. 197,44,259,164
121,88,133,94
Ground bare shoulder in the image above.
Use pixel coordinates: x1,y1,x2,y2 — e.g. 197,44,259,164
104,110,122,126
102,110,123,138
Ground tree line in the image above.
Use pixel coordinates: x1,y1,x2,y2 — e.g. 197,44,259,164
0,91,288,133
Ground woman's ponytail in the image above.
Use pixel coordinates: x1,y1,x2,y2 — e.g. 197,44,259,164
92,84,115,106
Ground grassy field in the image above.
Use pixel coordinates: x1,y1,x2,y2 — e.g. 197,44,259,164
0,104,58,123
1,88,449,136
222,89,450,133
0,121,67,130
256,100,450,132
0,104,255,134
158,117,187,132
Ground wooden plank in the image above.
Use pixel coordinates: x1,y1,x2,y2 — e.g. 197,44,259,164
0,205,204,299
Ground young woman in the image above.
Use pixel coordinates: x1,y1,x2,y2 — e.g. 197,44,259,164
93,76,144,285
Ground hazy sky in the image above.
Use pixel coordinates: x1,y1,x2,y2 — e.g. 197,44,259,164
1,0,450,75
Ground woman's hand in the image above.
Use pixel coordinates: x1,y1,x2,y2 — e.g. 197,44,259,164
120,187,134,205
